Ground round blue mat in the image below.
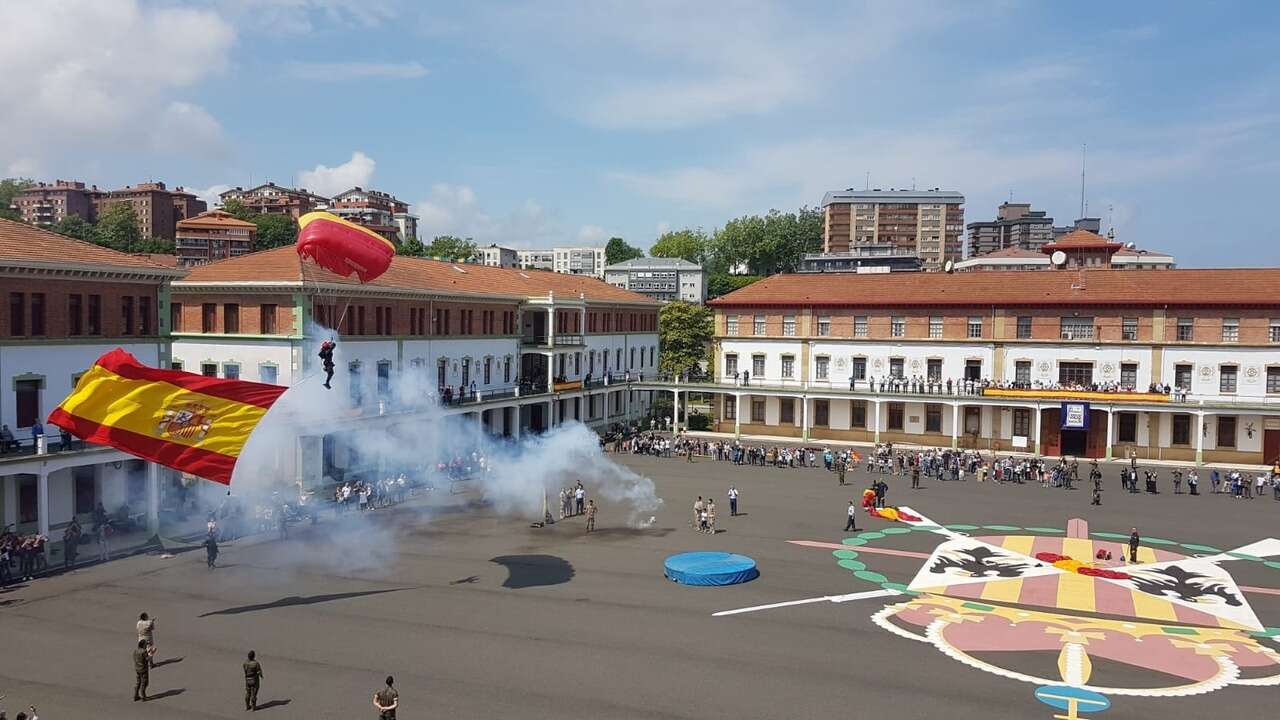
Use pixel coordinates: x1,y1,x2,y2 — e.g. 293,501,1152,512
664,551,759,586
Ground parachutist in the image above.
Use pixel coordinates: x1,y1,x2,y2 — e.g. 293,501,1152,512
319,339,336,389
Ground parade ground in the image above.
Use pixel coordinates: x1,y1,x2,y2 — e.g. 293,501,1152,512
2,454,1278,719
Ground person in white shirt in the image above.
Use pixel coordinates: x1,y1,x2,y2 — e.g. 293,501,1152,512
727,486,739,516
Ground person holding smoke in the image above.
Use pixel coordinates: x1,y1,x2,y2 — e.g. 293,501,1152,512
318,339,336,389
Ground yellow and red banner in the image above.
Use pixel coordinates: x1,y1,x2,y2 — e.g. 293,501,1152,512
48,349,286,485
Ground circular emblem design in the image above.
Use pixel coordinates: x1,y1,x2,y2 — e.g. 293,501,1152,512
872,358,885,371
1038,361,1051,373
1246,367,1260,379
1199,366,1213,378
1100,362,1115,377
835,357,848,371
910,359,922,372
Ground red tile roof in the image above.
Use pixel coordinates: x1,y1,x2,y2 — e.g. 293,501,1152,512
177,210,257,230
178,245,657,304
1042,229,1122,251
971,247,1046,259
0,218,180,272
709,268,1280,308
131,253,179,267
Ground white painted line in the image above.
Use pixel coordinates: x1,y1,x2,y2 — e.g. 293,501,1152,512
713,588,901,617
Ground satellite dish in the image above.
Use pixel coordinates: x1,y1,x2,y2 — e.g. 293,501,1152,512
943,259,954,273
1051,250,1067,266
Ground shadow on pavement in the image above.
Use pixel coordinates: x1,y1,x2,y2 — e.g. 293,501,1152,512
147,688,185,700
151,656,184,668
490,554,575,589
256,699,292,710
199,588,412,617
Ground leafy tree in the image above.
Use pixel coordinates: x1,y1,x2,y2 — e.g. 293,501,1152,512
93,202,144,251
605,236,643,265
51,214,96,242
707,206,822,275
134,237,176,254
221,198,255,222
658,301,713,377
707,273,763,300
423,235,478,261
649,229,707,264
0,177,35,222
252,213,298,250
399,235,428,257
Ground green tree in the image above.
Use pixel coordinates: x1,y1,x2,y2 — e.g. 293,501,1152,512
0,178,35,222
399,235,428,257
221,198,255,222
252,213,298,250
649,229,707,264
423,235,478,261
707,206,822,275
707,273,763,300
134,237,176,254
93,202,144,251
658,301,713,377
604,236,643,265
50,214,96,242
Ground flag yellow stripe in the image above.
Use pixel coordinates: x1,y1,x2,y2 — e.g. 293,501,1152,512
58,365,267,458
1129,588,1180,623
1056,571,1096,613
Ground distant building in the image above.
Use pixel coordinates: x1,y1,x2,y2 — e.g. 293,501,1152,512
518,247,606,277
966,202,1055,256
957,229,1175,272
10,180,95,227
604,257,706,303
219,183,329,220
1110,246,1176,270
1053,217,1102,242
798,244,923,273
821,188,964,271
326,186,416,244
953,246,1051,272
11,179,207,240
474,244,519,268
174,210,258,267
517,250,554,272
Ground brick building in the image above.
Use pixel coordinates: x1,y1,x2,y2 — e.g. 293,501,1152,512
326,186,417,244
219,183,329,220
821,188,965,271
174,210,258,267
10,180,205,241
966,202,1055,256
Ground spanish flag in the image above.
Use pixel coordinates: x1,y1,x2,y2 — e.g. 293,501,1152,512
48,349,286,484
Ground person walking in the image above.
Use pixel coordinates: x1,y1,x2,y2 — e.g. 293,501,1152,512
204,534,219,569
243,650,264,711
585,500,596,533
727,486,739,516
373,675,399,719
1128,528,1140,563
136,612,157,668
132,639,150,702
845,501,859,532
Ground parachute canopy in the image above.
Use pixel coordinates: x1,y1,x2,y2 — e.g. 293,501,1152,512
296,211,395,283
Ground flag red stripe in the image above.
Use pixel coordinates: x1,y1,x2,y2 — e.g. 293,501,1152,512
94,348,286,409
48,407,236,484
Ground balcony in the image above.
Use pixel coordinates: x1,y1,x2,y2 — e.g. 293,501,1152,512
520,334,584,347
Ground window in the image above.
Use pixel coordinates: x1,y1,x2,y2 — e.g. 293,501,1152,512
1269,367,1280,394
964,359,981,381
121,296,134,335
1175,363,1192,390
726,315,739,336
889,357,904,378
201,363,218,377
15,378,40,427
928,316,943,339
816,356,829,380
1012,408,1031,437
88,294,101,335
139,297,151,335
1217,416,1236,447
723,396,736,419
260,304,277,334
1117,412,1137,443
170,361,183,371
1176,317,1194,341
1122,317,1138,341
630,348,636,369
484,357,492,384
1271,320,1280,343
851,400,867,428
377,361,392,398
1120,362,1138,388
504,357,511,383
753,315,766,335
725,354,738,377
818,315,831,337
851,356,867,381
780,398,795,424
1059,316,1094,340
223,363,240,380
967,316,982,338
69,294,83,335
781,355,794,378
925,404,942,433
30,293,45,336
751,398,765,423
1015,360,1031,385
201,303,216,333
1222,318,1239,343
349,362,362,405
259,364,278,385
814,399,829,426
1016,316,1032,339
1171,414,1191,446
752,355,765,377
927,358,942,382
891,316,905,337
1059,362,1093,386
782,315,796,336
8,292,24,335
223,303,240,334
887,402,904,431
854,316,868,337
1220,365,1237,393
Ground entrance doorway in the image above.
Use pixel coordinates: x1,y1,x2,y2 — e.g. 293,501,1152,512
1060,429,1088,457
1264,428,1280,466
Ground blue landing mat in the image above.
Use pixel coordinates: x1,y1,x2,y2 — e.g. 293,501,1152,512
664,551,759,586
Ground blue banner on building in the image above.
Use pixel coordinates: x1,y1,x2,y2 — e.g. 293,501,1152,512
1061,401,1090,429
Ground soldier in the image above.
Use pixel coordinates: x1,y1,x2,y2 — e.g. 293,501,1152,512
1128,527,1140,563
243,650,264,711
373,675,399,719
911,463,921,490
585,500,596,533
319,339,336,389
836,458,847,486
133,639,150,701
204,534,219,569
136,612,157,668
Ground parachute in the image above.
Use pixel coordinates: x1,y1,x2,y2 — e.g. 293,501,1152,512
296,211,395,283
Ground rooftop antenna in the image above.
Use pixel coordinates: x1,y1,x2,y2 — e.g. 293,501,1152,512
864,171,870,191
911,177,916,190
1107,204,1114,234
1079,143,1087,219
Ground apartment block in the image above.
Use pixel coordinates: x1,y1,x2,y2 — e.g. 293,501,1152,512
821,188,964,271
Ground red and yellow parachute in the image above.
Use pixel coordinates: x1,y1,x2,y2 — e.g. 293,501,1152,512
296,211,395,283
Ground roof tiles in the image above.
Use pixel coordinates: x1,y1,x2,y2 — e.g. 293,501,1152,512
0,218,178,272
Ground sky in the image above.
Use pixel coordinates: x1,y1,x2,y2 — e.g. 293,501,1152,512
2,0,1279,265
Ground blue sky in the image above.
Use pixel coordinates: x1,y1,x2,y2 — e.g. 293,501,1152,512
3,1,1279,264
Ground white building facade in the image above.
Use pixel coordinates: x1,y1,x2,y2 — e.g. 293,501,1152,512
604,257,707,304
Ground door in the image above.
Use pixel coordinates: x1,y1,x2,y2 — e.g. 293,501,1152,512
1265,429,1280,465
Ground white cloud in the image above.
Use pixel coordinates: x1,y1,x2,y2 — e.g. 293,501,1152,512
215,0,398,35
0,0,234,176
655,222,670,236
188,183,235,209
283,61,429,80
415,183,562,248
577,224,609,244
297,151,377,197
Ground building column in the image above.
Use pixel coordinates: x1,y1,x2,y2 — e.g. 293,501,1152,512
546,306,556,347
951,403,960,449
1032,404,1042,455
513,406,522,440
873,400,881,443
146,462,160,534
37,469,50,537
1104,408,1114,461
1195,411,1205,465
672,389,680,431
2,474,17,529
734,393,742,439
801,395,810,441
546,351,555,390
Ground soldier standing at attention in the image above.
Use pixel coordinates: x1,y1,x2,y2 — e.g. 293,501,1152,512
373,675,399,719
911,463,921,490
585,500,597,533
1128,527,1141,563
132,639,150,701
243,650,263,711
836,458,847,486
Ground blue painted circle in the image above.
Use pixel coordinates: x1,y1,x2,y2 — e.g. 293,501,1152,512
1034,686,1110,713
664,551,759,586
